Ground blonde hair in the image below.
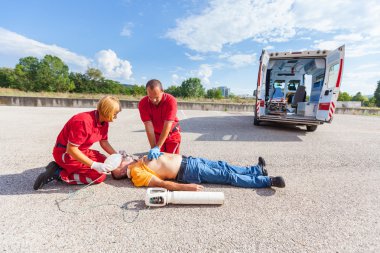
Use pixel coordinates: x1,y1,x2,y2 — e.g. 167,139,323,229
97,96,121,121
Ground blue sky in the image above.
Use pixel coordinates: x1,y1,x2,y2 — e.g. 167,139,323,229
1,0,379,95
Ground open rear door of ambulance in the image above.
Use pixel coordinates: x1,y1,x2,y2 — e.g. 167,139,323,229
316,45,345,123
254,50,270,125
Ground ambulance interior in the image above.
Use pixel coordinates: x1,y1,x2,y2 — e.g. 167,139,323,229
263,58,326,118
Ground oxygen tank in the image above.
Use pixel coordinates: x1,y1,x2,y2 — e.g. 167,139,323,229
145,188,225,207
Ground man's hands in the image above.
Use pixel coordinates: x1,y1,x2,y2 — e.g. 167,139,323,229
187,184,204,191
91,162,113,173
147,146,163,160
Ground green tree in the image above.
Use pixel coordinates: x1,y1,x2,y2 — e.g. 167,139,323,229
165,85,182,97
70,72,92,93
36,55,74,92
375,81,380,107
86,68,103,81
130,85,146,96
179,78,205,98
0,68,17,88
338,91,352,101
206,88,223,99
364,96,376,107
14,56,40,91
351,92,366,102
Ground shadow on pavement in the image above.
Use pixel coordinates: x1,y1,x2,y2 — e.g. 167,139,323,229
179,116,306,142
255,188,276,196
0,167,57,195
0,166,133,195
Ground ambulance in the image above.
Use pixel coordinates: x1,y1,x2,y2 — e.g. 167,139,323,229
254,45,345,131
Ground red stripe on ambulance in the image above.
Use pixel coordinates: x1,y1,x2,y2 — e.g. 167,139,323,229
336,59,344,88
257,62,262,87
319,103,330,110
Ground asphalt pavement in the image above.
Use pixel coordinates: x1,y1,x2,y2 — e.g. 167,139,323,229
0,106,379,252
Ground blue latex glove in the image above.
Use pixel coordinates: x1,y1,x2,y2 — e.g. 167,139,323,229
148,146,163,160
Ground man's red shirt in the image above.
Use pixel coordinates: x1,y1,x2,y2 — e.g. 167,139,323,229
138,93,179,134
55,110,109,151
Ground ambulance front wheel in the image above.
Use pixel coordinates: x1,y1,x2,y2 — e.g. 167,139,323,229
306,125,318,132
254,117,260,126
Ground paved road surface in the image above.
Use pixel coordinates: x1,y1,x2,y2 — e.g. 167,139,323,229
0,106,379,252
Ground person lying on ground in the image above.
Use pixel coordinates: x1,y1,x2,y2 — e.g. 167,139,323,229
111,153,285,191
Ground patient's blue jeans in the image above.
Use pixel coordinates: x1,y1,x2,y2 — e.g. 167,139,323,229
178,156,271,188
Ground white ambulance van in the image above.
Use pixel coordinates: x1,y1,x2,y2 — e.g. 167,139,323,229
254,45,345,131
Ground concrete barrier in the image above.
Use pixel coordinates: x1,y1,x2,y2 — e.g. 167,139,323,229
0,96,253,112
336,101,362,108
0,96,379,115
335,107,380,115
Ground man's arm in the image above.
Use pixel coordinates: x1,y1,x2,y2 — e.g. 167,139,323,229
99,140,117,155
156,120,174,149
148,176,204,191
143,121,157,148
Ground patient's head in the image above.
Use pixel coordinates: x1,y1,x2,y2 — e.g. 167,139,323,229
111,156,136,180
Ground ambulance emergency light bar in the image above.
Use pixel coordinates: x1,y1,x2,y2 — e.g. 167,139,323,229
145,188,225,207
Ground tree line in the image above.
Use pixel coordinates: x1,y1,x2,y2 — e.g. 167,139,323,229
1,55,379,105
0,55,146,96
338,83,380,107
0,55,226,99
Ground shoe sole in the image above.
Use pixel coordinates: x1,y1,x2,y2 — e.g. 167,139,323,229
258,157,268,176
33,161,60,190
33,173,46,190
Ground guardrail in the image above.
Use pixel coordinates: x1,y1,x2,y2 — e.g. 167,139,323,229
0,96,379,115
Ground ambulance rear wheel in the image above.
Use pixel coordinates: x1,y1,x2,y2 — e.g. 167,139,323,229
254,117,260,126
306,125,318,132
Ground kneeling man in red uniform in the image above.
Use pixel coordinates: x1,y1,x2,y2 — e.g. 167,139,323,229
138,79,181,161
34,96,122,190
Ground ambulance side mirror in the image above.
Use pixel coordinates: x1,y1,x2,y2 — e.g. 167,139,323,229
253,89,257,97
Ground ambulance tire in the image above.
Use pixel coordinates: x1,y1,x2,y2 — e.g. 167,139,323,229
306,125,318,132
254,117,260,126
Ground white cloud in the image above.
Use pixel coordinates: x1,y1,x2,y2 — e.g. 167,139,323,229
263,45,274,50
0,27,134,82
167,0,380,57
343,71,380,95
356,63,378,70
227,53,257,68
196,64,213,85
171,74,179,80
120,22,134,37
95,49,133,81
166,0,295,52
0,27,90,71
166,0,380,95
294,0,380,57
185,52,204,61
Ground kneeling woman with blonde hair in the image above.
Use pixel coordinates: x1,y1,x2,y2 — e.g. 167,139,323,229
34,96,123,190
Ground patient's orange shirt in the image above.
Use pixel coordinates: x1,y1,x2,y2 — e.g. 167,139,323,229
129,160,161,187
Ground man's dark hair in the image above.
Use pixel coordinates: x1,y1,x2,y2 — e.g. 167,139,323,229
146,79,163,91
111,171,129,180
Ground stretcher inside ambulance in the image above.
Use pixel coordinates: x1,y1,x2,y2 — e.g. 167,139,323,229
254,45,345,132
